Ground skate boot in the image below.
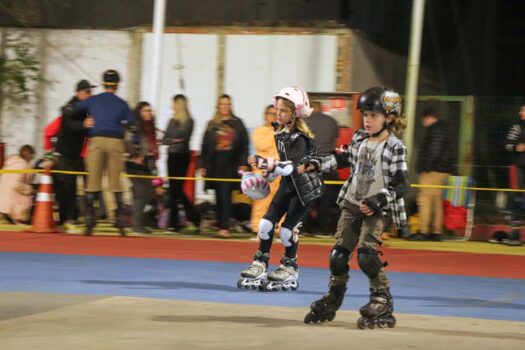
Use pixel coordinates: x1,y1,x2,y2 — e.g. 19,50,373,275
84,192,97,236
114,192,127,237
237,251,269,290
357,287,396,329
260,256,299,292
505,221,523,246
304,275,347,324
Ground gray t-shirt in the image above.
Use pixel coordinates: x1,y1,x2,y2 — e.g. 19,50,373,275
347,139,386,206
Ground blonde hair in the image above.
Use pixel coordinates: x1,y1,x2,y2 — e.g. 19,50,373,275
172,94,191,124
388,114,407,137
275,98,315,139
208,94,233,130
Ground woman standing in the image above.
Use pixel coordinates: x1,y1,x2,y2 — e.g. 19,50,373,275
162,94,200,233
126,102,158,234
250,105,280,234
198,94,249,238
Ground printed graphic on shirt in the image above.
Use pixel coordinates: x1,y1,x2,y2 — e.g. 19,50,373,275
348,140,385,205
215,123,236,151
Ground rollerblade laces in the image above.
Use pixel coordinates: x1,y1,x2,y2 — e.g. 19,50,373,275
260,256,299,292
237,251,269,290
357,287,396,329
304,280,347,324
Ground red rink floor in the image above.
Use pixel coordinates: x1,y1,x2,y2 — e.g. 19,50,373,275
0,231,524,279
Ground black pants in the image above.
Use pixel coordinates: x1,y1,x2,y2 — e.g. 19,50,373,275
54,157,84,224
511,165,525,221
259,185,307,259
130,177,154,229
168,152,199,229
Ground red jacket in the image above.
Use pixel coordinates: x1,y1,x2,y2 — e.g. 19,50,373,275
43,116,87,158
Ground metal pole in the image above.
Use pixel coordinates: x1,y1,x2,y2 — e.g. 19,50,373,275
150,0,166,111
403,0,426,156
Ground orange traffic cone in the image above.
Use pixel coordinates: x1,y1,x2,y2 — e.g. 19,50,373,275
29,169,56,233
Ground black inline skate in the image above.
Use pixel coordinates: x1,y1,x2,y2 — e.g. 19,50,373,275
357,287,396,329
304,276,347,324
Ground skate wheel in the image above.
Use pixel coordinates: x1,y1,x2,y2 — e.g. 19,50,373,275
387,316,396,328
291,282,299,291
236,278,244,289
327,311,336,322
304,313,313,324
357,317,368,330
367,321,375,329
282,285,290,291
250,284,258,290
378,319,386,328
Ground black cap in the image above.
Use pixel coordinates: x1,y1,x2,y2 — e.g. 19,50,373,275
76,79,97,91
102,69,120,86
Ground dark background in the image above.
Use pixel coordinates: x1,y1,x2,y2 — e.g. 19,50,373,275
0,0,523,96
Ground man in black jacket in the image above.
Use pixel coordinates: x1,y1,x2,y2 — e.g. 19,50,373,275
409,108,453,241
503,105,525,246
53,79,96,233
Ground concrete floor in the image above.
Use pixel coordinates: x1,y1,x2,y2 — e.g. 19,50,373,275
1,292,524,350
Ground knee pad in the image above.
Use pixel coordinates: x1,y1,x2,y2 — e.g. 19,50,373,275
258,218,274,241
357,247,384,279
329,245,351,276
279,226,296,247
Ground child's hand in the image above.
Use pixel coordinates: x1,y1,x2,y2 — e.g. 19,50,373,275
359,203,375,216
247,155,257,168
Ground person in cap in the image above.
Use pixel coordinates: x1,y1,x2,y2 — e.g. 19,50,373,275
73,69,133,236
45,79,96,233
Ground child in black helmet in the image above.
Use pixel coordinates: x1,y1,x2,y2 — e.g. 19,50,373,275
303,86,409,329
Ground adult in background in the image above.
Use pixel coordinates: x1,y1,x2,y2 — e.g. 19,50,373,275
503,104,525,246
125,102,158,234
0,145,35,224
408,108,453,241
74,69,133,236
162,94,201,233
53,79,95,233
250,104,280,234
304,101,339,235
198,94,249,238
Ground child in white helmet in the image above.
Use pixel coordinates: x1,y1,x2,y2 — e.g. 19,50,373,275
303,86,409,329
237,86,323,292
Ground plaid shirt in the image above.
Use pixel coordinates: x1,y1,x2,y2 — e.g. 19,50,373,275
318,129,409,228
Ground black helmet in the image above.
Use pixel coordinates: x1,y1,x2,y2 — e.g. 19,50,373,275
357,86,402,116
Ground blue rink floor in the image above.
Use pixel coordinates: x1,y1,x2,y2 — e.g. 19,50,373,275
1,252,524,322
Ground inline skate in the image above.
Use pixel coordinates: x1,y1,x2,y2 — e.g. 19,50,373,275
259,256,299,291
304,276,347,324
237,251,269,290
357,287,396,329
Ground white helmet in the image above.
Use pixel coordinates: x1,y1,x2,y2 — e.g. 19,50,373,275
273,86,313,118
240,172,270,200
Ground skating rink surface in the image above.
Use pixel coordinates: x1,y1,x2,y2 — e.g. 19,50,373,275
0,230,524,349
